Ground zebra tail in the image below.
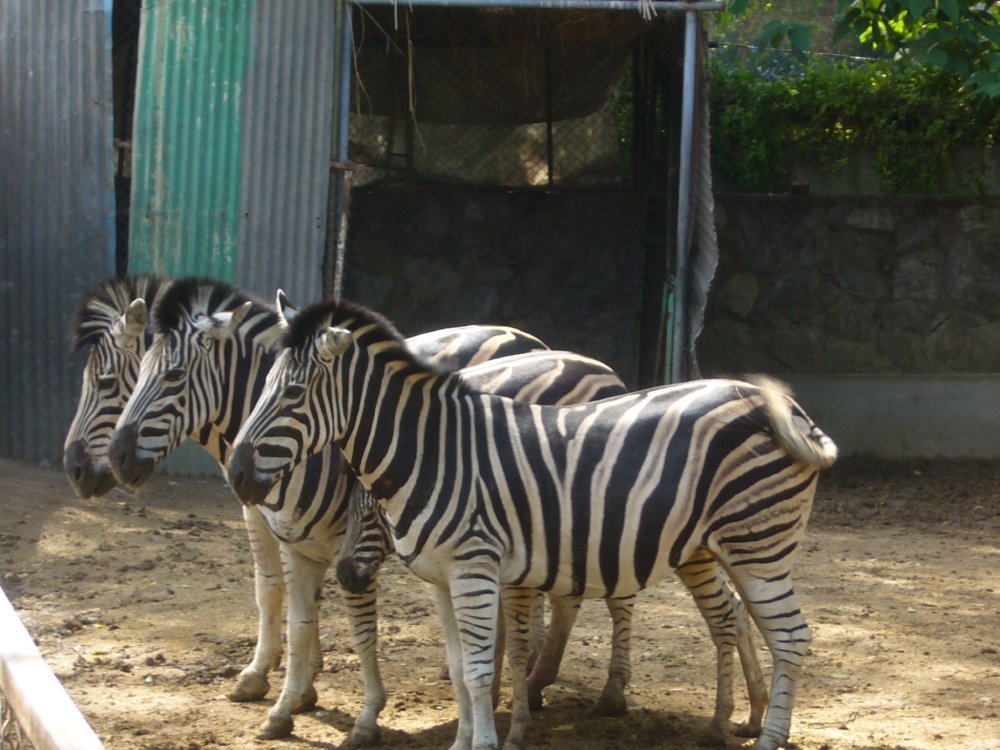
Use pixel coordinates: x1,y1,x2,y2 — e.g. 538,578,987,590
752,376,838,470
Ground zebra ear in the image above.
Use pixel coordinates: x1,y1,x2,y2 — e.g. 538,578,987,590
318,327,352,361
116,298,148,345
275,289,298,328
207,300,253,336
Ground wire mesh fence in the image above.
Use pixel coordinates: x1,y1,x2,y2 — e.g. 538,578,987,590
349,6,646,188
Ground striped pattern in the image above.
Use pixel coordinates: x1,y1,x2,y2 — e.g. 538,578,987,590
230,299,837,750
63,276,165,499
107,278,555,742
107,277,673,741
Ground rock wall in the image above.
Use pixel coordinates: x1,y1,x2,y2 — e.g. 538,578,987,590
699,195,1000,376
345,189,1000,384
344,188,644,386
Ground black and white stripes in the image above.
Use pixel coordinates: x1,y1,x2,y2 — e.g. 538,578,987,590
229,298,836,750
64,275,165,498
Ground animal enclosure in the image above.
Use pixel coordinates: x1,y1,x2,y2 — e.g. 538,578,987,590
2,456,997,749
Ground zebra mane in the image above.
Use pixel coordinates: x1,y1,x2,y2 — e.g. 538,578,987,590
152,277,276,335
283,298,449,372
71,275,165,352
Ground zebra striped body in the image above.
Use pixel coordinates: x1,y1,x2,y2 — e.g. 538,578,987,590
229,299,837,750
64,276,165,498
335,353,767,728
107,278,554,741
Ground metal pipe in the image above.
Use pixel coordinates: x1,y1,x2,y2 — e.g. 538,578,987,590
671,8,697,383
331,0,355,302
353,0,722,10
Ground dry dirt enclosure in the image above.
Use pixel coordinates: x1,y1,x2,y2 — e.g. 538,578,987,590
1,456,999,750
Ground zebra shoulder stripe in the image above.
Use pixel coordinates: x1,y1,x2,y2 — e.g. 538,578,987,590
753,376,838,470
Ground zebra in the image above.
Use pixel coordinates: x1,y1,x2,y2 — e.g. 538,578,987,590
104,277,550,741
227,298,837,750
105,277,753,741
64,275,166,498
66,276,341,737
335,354,767,732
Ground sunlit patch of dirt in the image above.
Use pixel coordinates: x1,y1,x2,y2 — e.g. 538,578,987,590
3,457,999,749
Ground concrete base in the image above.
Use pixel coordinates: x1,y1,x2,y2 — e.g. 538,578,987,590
786,374,1000,459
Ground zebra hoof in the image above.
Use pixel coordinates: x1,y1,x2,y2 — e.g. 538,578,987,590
733,720,763,738
592,691,628,716
228,671,270,702
258,713,294,740
291,686,318,714
342,722,382,748
696,718,732,748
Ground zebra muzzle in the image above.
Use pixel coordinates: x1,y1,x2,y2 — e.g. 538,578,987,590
108,423,155,488
335,555,375,595
63,439,117,498
226,443,272,506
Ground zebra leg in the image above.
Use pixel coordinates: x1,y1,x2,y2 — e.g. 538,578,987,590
732,593,767,737
229,506,283,702
594,595,635,716
493,600,506,709
500,587,533,750
430,584,476,750
674,549,766,745
724,568,811,750
526,595,580,710
341,582,386,748
259,549,325,739
527,591,545,671
447,567,503,750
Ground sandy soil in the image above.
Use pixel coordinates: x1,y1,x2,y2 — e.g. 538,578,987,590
2,456,998,750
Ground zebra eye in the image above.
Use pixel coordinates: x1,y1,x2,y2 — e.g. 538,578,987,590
283,383,305,400
163,367,187,382
96,374,118,390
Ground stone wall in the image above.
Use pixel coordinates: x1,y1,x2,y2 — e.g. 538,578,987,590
699,195,1000,376
344,188,644,386
345,189,1000,385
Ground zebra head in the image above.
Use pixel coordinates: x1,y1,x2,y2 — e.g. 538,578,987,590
228,301,367,505
109,278,274,489
64,276,163,498
335,486,393,594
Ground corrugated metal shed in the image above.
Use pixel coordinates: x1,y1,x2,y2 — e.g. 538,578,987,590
128,0,336,474
236,0,335,304
128,0,251,282
0,0,115,463
129,0,334,305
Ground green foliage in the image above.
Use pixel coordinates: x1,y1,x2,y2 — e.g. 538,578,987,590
718,0,1000,98
836,0,1000,97
710,58,1000,193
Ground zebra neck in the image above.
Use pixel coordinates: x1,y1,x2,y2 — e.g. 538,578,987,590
200,338,276,456
338,363,452,509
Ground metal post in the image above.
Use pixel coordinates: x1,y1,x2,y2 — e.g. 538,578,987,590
331,0,355,302
671,7,697,383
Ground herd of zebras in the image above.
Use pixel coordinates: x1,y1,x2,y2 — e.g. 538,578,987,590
64,275,837,750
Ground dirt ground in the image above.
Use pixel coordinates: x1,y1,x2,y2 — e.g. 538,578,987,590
2,456,998,750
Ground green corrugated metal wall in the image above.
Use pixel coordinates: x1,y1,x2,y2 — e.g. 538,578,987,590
129,0,253,280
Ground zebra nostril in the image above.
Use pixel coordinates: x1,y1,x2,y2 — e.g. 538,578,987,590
109,423,138,476
228,464,245,491
336,557,371,595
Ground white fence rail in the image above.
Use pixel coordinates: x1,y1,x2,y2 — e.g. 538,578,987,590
0,586,104,750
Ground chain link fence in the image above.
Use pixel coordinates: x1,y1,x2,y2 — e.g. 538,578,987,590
349,6,648,188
